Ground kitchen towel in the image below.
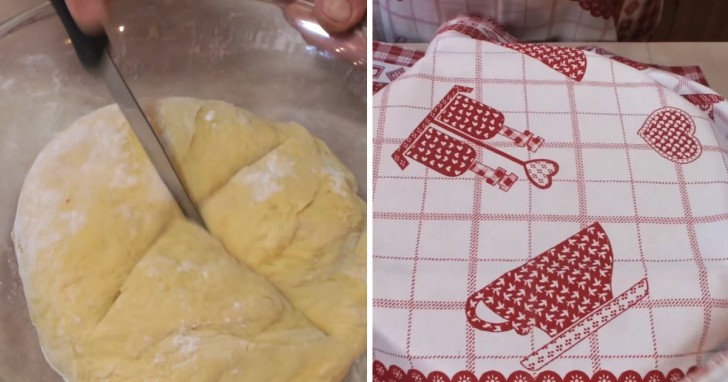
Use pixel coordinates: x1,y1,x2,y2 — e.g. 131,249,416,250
372,26,728,382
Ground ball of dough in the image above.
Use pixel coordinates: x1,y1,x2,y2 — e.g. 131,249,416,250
13,99,366,381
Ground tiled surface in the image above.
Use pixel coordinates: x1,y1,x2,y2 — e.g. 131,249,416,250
399,42,728,97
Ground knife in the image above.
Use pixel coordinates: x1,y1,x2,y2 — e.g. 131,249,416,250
49,0,205,228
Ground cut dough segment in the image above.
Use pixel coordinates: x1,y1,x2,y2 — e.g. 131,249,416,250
203,123,367,352
146,97,281,202
12,105,181,377
75,219,355,382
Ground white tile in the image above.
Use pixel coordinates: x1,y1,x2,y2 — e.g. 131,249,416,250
435,51,478,80
617,86,663,116
420,220,473,260
598,307,654,356
483,84,527,114
577,114,625,144
682,151,728,183
375,178,426,213
374,258,415,300
479,221,531,259
374,218,421,259
640,224,693,261
573,85,619,114
374,307,411,349
530,113,575,143
527,84,572,113
415,260,469,301
481,179,531,214
424,178,477,214
634,183,684,218
686,183,728,218
707,265,728,300
629,148,679,182
695,220,728,260
482,51,526,81
585,182,635,217
411,309,466,356
582,148,631,181
653,307,703,355
645,262,702,299
532,181,580,216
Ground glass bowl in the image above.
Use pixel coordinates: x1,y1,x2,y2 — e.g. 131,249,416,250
0,1,366,380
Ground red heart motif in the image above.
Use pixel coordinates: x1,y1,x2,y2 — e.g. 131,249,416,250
524,159,559,189
638,107,702,164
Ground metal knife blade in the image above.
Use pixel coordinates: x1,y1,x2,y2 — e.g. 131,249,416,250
99,51,205,226
49,0,205,227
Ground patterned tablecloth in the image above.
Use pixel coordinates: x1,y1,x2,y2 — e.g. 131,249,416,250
372,17,728,382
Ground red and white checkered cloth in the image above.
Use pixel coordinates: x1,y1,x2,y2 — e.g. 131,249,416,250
373,26,728,382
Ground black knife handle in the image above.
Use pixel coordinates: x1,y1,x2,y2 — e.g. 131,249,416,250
49,0,109,68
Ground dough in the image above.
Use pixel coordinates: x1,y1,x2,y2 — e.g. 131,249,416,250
12,99,365,381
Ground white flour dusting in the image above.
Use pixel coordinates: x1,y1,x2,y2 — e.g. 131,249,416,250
321,165,349,197
237,152,294,202
172,334,199,355
203,110,216,122
110,163,137,188
60,210,86,234
176,262,195,273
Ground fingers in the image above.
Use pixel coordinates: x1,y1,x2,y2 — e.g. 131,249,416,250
65,0,109,34
314,0,366,34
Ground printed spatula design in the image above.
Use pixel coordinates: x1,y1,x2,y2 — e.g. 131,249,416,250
393,85,557,191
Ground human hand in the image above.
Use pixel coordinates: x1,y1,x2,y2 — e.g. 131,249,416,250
65,0,109,34
314,0,366,34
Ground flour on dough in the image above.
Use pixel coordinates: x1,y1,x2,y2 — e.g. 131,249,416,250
13,99,365,382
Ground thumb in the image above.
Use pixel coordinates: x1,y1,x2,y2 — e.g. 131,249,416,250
314,0,366,34
65,0,109,34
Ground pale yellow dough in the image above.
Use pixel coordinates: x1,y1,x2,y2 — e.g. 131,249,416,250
12,99,366,381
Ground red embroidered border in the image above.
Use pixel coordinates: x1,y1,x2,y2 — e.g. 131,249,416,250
373,361,698,382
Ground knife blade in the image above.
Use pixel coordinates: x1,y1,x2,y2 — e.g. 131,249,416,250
49,0,205,227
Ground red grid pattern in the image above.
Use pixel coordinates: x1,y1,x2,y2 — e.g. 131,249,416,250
372,34,728,381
